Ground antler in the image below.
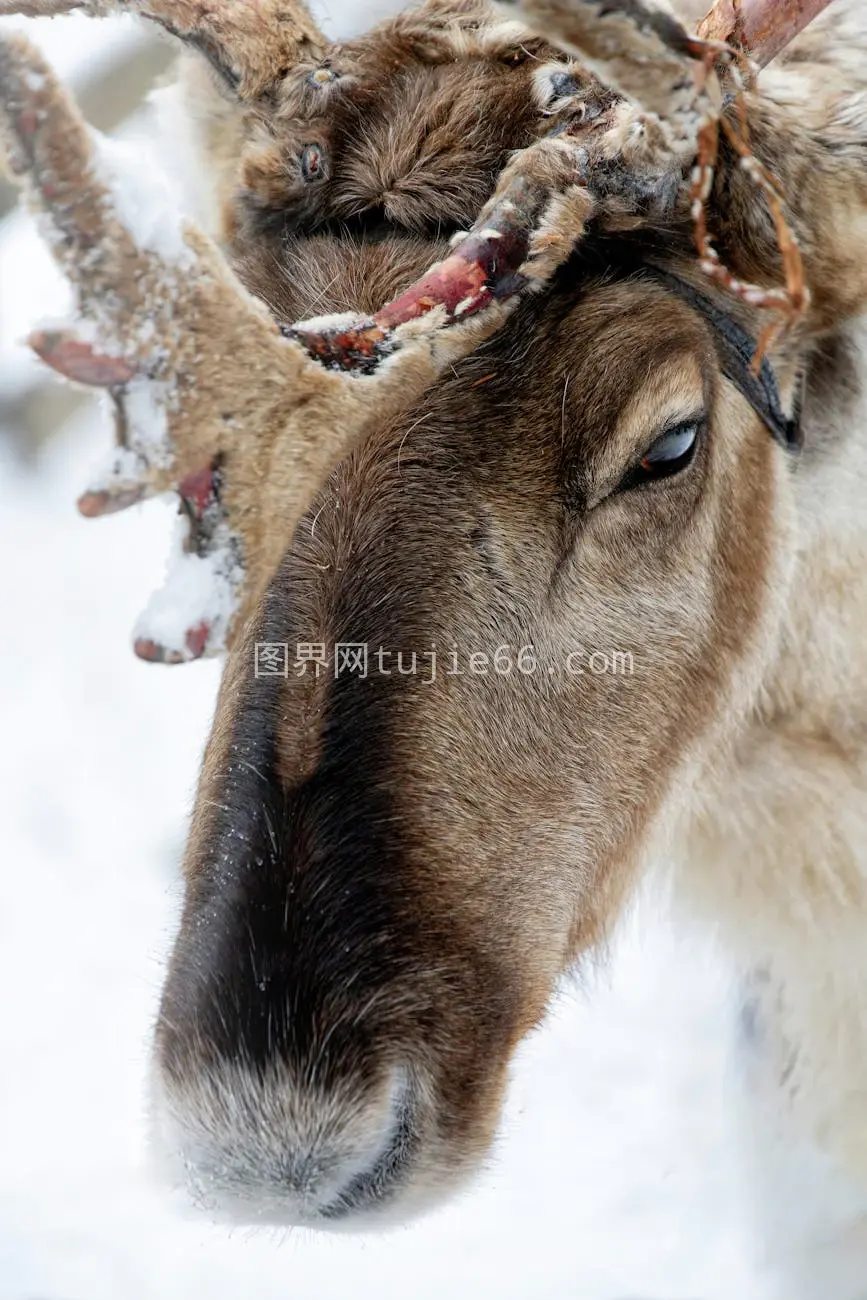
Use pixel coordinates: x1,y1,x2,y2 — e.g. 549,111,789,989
0,31,506,661
697,0,834,67
299,0,830,373
0,0,326,97
0,0,836,662
294,1,723,370
497,0,725,147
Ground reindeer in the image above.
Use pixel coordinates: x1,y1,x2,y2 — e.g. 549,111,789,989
2,0,867,1292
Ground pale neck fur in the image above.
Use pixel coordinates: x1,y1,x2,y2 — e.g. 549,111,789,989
670,313,867,1181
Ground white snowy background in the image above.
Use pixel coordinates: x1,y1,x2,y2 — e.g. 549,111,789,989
0,3,772,1297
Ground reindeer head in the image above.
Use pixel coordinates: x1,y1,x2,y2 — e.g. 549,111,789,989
2,0,855,1231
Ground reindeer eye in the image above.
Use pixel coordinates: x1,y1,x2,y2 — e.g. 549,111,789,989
621,418,703,491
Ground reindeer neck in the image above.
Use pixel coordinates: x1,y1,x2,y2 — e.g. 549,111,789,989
672,310,867,1013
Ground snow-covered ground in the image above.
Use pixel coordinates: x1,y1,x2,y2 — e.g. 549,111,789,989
0,6,774,1298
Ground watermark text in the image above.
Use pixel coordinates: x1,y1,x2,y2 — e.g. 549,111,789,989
254,642,634,683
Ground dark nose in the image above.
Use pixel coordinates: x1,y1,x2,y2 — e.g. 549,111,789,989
148,568,450,1224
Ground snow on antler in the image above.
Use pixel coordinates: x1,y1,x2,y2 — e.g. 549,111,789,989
0,29,512,661
0,33,265,658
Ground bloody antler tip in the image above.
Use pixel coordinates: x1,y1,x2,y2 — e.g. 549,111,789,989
177,465,218,515
133,637,176,664
133,622,211,665
29,329,136,387
285,313,394,373
77,484,148,517
287,175,544,374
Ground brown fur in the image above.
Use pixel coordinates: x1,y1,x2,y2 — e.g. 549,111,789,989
5,0,867,1251
144,0,867,1229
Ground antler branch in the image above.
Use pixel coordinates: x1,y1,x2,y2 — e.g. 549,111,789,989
697,0,834,67
292,62,675,368
0,0,837,660
0,0,326,97
0,31,505,660
303,0,831,373
495,0,725,149
295,0,714,370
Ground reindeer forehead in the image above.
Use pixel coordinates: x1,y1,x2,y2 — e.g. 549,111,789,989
549,278,712,451
461,274,714,461
263,273,714,575
300,272,714,497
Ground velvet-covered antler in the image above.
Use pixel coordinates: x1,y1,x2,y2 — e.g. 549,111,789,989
0,0,326,96
0,29,509,661
0,0,834,663
295,0,825,370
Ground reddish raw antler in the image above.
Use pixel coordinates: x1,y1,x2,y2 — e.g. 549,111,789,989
697,0,835,66
293,37,694,369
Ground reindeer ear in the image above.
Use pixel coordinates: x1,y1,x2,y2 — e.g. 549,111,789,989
707,56,867,332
